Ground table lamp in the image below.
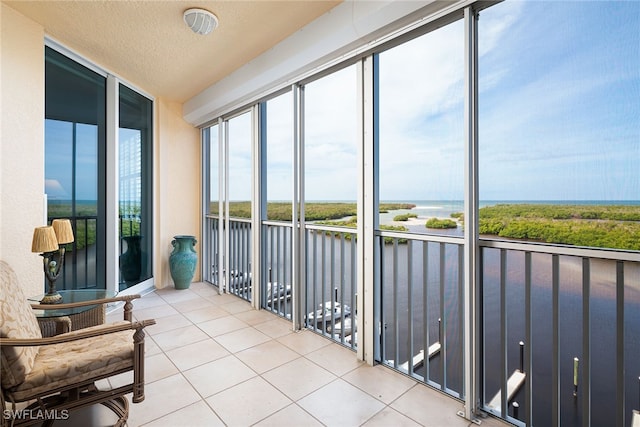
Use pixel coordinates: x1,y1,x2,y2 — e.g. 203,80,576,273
31,219,75,304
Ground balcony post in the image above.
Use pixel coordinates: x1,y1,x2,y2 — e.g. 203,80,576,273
106,74,119,294
252,103,265,310
358,55,378,364
463,6,480,422
292,84,306,331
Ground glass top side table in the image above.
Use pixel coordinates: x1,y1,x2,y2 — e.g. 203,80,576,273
29,289,117,336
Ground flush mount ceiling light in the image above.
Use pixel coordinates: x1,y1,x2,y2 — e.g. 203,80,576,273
183,8,218,35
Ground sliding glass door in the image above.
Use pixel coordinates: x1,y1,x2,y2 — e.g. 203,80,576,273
45,46,107,289
45,45,154,292
118,85,153,290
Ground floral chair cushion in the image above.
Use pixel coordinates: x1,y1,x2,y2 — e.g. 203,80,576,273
0,261,42,389
7,321,134,401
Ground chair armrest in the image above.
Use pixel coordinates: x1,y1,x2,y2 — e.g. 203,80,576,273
0,319,156,347
30,294,141,311
32,294,141,322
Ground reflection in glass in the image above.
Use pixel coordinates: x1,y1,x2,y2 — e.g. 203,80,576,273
118,85,153,289
45,46,106,289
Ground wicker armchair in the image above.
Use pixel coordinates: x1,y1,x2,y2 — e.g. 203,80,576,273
0,260,155,426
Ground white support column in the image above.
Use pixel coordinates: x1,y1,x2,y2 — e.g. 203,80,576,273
222,119,230,294
251,104,264,310
106,75,119,294
359,56,378,365
200,128,208,282
215,118,225,294
463,6,480,422
292,84,306,331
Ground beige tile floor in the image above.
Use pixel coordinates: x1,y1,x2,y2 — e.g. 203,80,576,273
60,282,510,427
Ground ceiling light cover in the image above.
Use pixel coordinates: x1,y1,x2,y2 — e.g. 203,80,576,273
184,8,218,35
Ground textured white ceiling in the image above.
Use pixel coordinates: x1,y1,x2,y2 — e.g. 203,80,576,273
4,0,341,102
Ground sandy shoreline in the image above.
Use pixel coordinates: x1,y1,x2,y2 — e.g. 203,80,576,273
388,216,461,228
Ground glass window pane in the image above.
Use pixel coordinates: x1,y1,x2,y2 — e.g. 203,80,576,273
265,92,293,221
304,64,358,225
207,125,220,215
378,20,465,236
118,84,153,289
45,46,106,290
228,112,252,218
479,1,640,251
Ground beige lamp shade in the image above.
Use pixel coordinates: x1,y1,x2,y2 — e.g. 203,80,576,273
32,226,59,253
52,219,74,244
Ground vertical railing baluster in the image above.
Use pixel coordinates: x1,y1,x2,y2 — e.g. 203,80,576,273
393,238,399,368
479,247,485,407
321,232,326,334
247,222,251,300
440,242,446,391
244,222,248,299
500,249,507,419
312,229,317,329
423,241,430,384
233,222,238,294
239,222,243,296
379,236,386,363
616,260,625,427
524,252,533,426
458,244,464,398
275,225,281,311
408,240,414,376
552,254,560,427
269,226,275,310
241,222,245,297
581,257,591,426
330,232,336,337
282,226,287,317
340,232,346,343
351,233,357,349
231,220,235,291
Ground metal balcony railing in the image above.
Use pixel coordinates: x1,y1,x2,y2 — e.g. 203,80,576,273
479,240,640,427
262,221,293,319
377,231,464,398
304,224,357,350
203,216,640,427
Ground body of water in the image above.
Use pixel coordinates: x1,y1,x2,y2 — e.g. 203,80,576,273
211,203,640,426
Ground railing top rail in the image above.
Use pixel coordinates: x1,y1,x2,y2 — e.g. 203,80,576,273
305,223,357,235
262,220,294,228
227,217,252,224
480,238,640,262
376,229,463,245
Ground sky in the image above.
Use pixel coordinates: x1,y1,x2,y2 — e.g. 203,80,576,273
47,1,639,204
253,0,640,202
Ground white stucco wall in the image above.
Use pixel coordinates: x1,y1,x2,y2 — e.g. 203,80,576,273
1,4,201,295
1,4,47,297
156,98,201,289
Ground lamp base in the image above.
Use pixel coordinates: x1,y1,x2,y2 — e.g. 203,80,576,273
40,292,63,304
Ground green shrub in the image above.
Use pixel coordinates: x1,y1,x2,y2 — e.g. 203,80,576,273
425,218,457,229
393,213,418,221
